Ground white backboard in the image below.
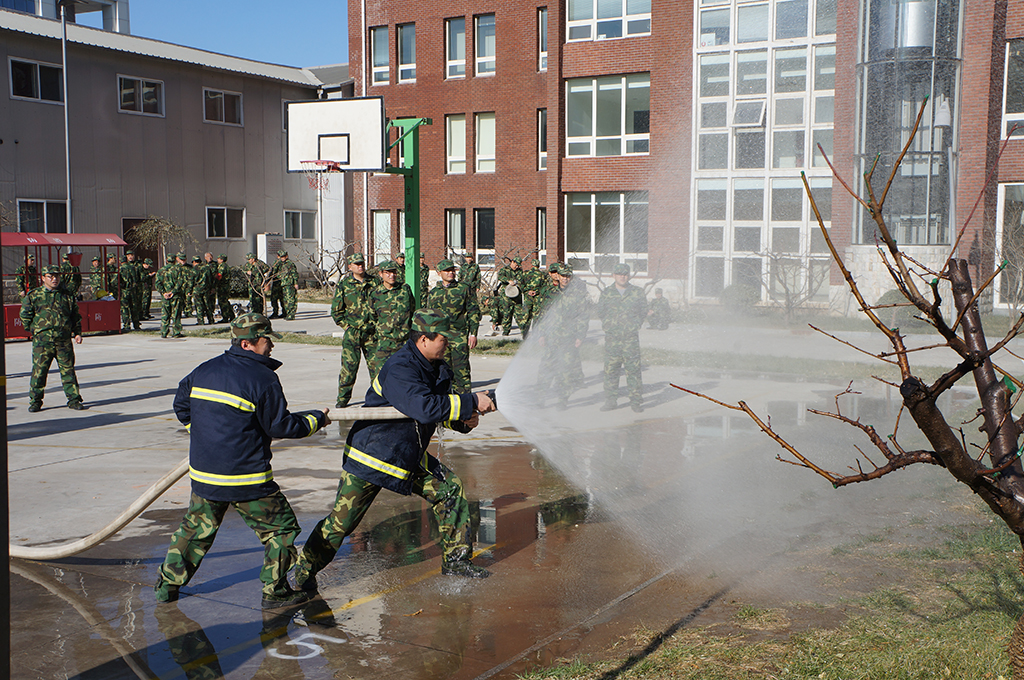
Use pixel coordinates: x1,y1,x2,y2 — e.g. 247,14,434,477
286,97,386,173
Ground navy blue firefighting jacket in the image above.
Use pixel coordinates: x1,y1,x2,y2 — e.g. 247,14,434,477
343,338,474,495
174,344,328,502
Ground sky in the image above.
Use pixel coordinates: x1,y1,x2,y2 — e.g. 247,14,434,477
76,0,349,68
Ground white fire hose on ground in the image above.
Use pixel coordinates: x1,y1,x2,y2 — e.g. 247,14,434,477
10,407,408,561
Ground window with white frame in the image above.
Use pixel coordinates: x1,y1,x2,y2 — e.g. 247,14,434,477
207,207,244,239
537,207,547,265
475,208,496,267
372,210,392,263
475,14,496,76
566,74,650,157
17,200,67,233
204,88,242,125
447,114,467,174
476,112,496,172
997,184,1024,307
447,18,466,78
446,209,466,251
398,23,416,82
567,0,651,42
538,108,548,170
119,75,163,116
371,26,389,85
538,8,548,71
284,210,316,240
10,58,63,103
565,191,648,274
1005,40,1024,138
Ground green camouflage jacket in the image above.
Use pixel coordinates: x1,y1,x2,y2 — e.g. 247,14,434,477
457,261,481,291
275,259,299,287
192,264,215,293
424,279,481,337
547,277,590,342
15,264,38,294
598,282,648,336
120,261,142,289
215,261,231,288
242,259,271,292
20,285,82,340
60,263,82,296
369,283,415,345
155,263,188,296
331,274,375,330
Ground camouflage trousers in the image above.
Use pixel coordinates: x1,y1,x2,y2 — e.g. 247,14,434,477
120,288,141,329
282,286,297,320
215,285,235,322
249,290,264,315
516,299,534,339
29,337,81,407
156,490,301,599
144,284,154,318
292,460,472,587
497,294,517,335
160,294,185,337
193,290,214,325
336,326,376,407
603,332,643,406
369,334,408,378
269,283,283,316
445,337,472,394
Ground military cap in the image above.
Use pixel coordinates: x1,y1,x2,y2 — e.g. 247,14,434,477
395,253,406,259
91,256,101,262
655,287,663,294
126,250,134,255
277,249,288,257
26,254,35,260
175,252,185,260
231,312,283,341
436,259,455,271
411,308,455,339
512,257,522,264
41,264,62,275
218,253,228,260
61,252,69,260
107,253,117,259
166,255,175,263
245,252,256,259
377,259,399,271
144,258,154,265
612,263,631,276
346,253,366,265
191,256,202,263
558,263,575,276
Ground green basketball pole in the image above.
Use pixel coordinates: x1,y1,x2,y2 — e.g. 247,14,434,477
384,117,432,305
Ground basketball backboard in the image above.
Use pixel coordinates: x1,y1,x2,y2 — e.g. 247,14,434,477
286,97,386,173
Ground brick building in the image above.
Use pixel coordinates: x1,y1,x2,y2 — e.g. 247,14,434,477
348,0,1024,312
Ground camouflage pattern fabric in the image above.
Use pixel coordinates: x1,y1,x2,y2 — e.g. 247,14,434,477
141,264,157,318
598,282,648,407
515,267,548,339
539,277,589,406
367,283,414,377
530,269,559,323
424,279,481,393
457,260,481,294
15,263,39,296
191,265,215,325
331,274,377,406
20,285,83,407
495,264,522,335
215,261,235,322
648,296,671,329
276,259,299,320
155,262,187,337
156,491,301,599
268,260,284,317
119,261,143,330
88,265,106,295
60,262,82,298
242,259,270,314
292,461,472,589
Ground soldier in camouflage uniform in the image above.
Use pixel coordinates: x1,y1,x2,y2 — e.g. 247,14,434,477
243,253,270,315
425,259,481,393
331,253,376,407
60,252,82,299
367,260,415,377
105,253,120,297
119,253,143,330
125,250,145,327
155,313,330,609
457,251,482,296
538,263,589,409
495,257,522,336
530,262,560,324
191,256,215,325
268,251,285,318
648,288,671,330
141,258,157,319
15,253,39,296
88,256,105,296
274,250,299,320
156,254,187,338
516,258,547,339
395,253,407,281
20,265,85,411
203,253,218,320
598,263,648,412
214,254,235,323
419,254,430,293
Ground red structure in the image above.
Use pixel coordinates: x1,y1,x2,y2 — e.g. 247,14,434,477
2,232,126,339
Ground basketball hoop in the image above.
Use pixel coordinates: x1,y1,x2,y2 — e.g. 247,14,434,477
300,160,340,191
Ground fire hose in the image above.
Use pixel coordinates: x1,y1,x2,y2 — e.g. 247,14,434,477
9,406,409,561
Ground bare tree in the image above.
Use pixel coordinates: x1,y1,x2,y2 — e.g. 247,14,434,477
130,216,199,262
676,100,1024,677
760,250,831,322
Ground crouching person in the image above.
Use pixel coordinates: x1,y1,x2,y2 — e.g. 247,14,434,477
292,309,496,592
155,313,330,609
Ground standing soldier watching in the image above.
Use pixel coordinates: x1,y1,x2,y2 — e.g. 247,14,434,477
15,253,39,296
20,265,86,412
154,313,331,609
425,259,481,393
243,252,270,315
538,263,589,409
268,252,285,319
274,250,299,321
367,260,415,377
331,253,376,408
516,258,546,339
395,252,407,280
141,258,157,319
105,253,119,295
419,254,430,292
60,252,83,299
156,254,187,338
495,257,522,336
191,256,215,325
215,254,235,323
125,250,144,328
119,253,142,331
88,256,104,296
203,253,217,321
598,263,648,413
457,251,481,297
648,288,671,330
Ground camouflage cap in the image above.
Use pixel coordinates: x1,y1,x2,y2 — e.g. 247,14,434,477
92,256,101,262
395,253,406,259
558,263,575,277
126,250,134,255
175,252,185,260
512,257,522,264
144,258,154,265
612,263,631,276
107,253,117,259
435,259,455,271
41,264,61,275
245,252,256,259
655,287,663,294
231,312,283,341
412,308,455,338
218,253,228,260
166,255,175,263
61,252,69,259
26,254,35,260
377,259,399,271
346,253,366,265
277,249,288,257
191,256,201,263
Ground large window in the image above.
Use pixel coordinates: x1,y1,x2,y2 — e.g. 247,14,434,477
565,191,648,273
446,114,466,174
10,58,62,103
566,74,650,157
447,18,466,79
475,14,496,76
476,112,496,172
372,210,392,263
207,207,244,239
119,76,163,116
1005,40,1024,138
475,208,496,267
997,184,1024,309
204,88,242,125
371,26,389,85
284,211,315,240
446,209,466,251
18,200,67,233
398,23,416,82
567,0,651,41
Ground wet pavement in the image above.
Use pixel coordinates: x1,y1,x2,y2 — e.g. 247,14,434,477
7,302,992,679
